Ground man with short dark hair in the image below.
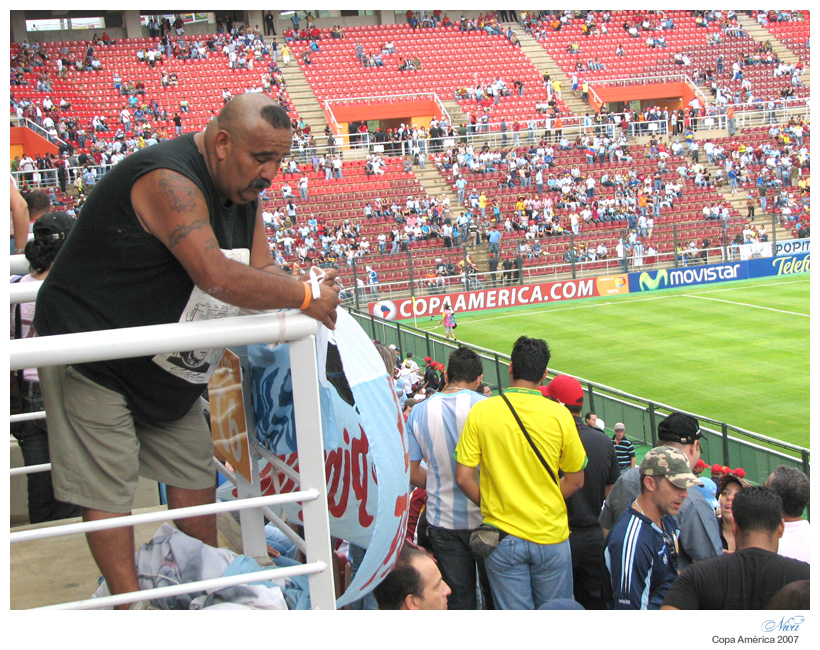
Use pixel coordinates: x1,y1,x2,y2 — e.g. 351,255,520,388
603,446,700,609
407,346,492,609
661,486,810,609
455,337,587,609
24,190,52,224
34,94,341,607
544,375,619,610
373,545,451,610
765,465,810,564
584,411,597,429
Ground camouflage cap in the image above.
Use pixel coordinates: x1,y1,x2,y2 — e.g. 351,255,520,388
640,446,703,489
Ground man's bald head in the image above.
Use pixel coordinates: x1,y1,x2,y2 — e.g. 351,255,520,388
201,93,294,205
212,93,292,138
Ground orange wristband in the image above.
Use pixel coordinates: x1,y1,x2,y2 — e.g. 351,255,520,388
300,281,312,310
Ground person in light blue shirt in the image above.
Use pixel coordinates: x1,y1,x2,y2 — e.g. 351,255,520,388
487,226,502,255
407,347,491,609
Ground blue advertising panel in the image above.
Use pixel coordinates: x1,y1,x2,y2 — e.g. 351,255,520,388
747,252,810,279
629,254,810,293
628,261,746,293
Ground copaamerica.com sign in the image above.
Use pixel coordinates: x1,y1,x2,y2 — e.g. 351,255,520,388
370,275,629,320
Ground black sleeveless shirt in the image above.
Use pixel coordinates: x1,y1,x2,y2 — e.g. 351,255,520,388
35,133,257,422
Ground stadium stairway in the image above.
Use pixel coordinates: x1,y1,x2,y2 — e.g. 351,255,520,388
413,165,462,213
502,22,591,118
409,166,491,268
439,97,470,130
278,59,331,142
736,13,807,78
736,14,811,99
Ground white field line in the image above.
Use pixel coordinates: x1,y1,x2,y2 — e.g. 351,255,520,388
681,294,810,317
433,277,809,327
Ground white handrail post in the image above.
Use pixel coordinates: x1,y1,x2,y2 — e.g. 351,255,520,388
288,335,336,610
233,347,269,563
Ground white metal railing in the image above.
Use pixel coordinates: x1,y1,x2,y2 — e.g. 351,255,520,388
9,303,338,610
9,116,69,148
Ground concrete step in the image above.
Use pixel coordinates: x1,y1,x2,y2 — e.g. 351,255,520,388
508,28,591,118
278,63,328,134
735,14,802,65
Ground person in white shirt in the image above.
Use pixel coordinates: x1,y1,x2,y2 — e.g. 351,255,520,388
765,466,810,564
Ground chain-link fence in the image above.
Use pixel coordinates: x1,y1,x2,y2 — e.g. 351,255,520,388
349,307,810,492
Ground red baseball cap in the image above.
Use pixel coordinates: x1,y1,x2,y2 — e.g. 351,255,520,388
543,375,584,407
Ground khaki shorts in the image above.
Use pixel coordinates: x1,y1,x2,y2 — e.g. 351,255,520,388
42,365,216,513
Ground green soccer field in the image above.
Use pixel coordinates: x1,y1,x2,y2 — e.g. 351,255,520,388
412,274,811,447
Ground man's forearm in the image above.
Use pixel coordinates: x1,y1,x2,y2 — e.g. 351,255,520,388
202,257,306,310
560,471,584,499
455,464,481,506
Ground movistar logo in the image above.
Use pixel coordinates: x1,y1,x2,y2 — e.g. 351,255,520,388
639,269,668,291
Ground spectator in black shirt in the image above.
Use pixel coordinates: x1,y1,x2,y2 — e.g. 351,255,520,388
662,487,810,609
543,375,619,610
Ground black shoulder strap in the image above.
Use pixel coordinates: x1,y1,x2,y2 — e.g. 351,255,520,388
11,275,25,389
500,392,559,486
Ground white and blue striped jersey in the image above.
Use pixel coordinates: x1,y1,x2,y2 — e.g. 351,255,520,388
406,389,485,530
603,505,680,610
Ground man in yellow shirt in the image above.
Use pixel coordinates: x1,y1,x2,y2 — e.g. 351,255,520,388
455,336,587,609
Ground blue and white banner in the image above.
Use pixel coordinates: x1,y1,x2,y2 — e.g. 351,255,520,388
241,310,409,608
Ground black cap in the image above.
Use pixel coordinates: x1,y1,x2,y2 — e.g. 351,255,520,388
32,212,76,242
657,412,705,445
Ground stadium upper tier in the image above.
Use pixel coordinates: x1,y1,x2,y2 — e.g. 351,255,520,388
535,10,809,100
760,16,810,63
10,35,301,137
288,24,568,121
10,10,809,138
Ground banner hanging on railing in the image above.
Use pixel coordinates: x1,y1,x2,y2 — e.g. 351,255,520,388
231,310,409,608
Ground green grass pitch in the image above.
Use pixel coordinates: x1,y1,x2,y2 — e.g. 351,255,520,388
410,275,810,448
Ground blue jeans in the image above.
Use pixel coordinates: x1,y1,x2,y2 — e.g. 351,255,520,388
428,525,493,610
484,534,572,610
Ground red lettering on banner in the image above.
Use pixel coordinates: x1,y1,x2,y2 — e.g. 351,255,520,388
351,426,374,527
326,429,352,518
272,452,300,494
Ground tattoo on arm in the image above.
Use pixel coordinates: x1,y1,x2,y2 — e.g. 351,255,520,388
157,172,199,213
203,238,220,251
167,219,208,250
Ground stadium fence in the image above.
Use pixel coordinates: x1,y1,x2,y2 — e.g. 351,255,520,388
348,307,810,499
